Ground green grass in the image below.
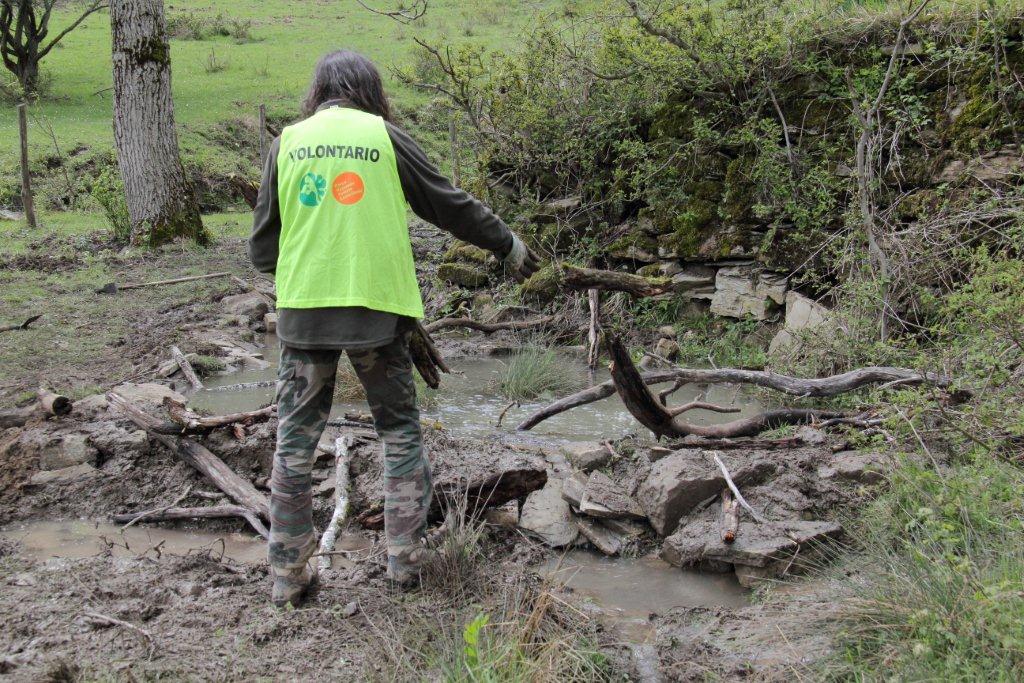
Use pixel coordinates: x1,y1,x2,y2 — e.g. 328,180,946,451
497,347,580,401
1,0,586,207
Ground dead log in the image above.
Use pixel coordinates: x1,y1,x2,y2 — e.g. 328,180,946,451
662,365,952,397
587,288,600,373
0,405,38,429
106,392,269,520
170,346,204,391
516,370,677,431
561,264,671,298
424,315,555,334
0,314,42,333
353,438,547,530
607,337,843,439
667,436,807,450
721,488,739,544
712,452,766,524
163,398,275,433
37,388,72,417
111,505,269,538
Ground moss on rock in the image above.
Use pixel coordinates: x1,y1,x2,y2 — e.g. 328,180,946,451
438,263,489,288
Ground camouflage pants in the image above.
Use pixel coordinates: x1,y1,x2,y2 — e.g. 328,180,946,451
269,333,431,570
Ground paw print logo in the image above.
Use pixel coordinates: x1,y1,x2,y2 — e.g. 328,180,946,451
298,173,327,207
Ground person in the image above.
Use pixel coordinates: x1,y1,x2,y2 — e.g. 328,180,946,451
249,49,539,608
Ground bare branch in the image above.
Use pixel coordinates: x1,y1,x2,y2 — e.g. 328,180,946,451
355,0,427,25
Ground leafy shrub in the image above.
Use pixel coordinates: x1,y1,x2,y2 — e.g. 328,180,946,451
167,11,230,40
203,49,229,74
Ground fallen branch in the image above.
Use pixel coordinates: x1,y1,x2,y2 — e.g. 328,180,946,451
712,452,766,524
163,398,275,433
170,346,204,391
667,436,807,450
205,379,276,392
720,488,739,544
317,434,353,574
495,400,519,428
587,288,600,372
608,337,843,438
121,485,193,530
424,314,554,334
230,275,276,303
666,400,741,418
0,314,42,333
83,611,155,655
97,272,231,294
561,264,671,298
111,505,269,539
516,370,677,431
107,392,269,521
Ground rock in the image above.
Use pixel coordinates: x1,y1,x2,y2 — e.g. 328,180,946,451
221,292,270,321
534,196,581,222
580,471,645,521
73,394,110,420
656,325,676,339
110,383,188,409
561,471,587,509
670,265,716,296
648,446,674,462
86,423,149,460
576,517,623,556
653,337,680,362
339,601,360,618
561,442,612,472
264,312,278,334
818,451,885,485
39,434,98,470
769,291,833,356
29,463,98,486
661,518,843,585
600,517,647,538
709,266,788,320
637,451,776,536
177,581,203,597
0,208,25,221
483,500,520,528
794,426,828,445
519,479,579,548
437,262,489,288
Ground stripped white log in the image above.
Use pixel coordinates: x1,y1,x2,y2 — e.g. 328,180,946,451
712,452,767,524
317,434,354,573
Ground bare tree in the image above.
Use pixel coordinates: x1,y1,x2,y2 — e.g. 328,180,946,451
0,0,107,97
109,0,206,246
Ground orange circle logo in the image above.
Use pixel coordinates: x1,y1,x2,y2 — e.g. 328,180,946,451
332,172,365,205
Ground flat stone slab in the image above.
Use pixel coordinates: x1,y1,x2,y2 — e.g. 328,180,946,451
579,471,645,521
661,518,843,584
519,478,579,548
576,517,624,556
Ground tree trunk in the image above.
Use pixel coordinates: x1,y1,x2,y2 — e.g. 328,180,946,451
109,0,207,246
17,59,39,96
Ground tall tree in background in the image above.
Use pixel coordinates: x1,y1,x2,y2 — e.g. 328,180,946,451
0,0,108,97
109,0,206,246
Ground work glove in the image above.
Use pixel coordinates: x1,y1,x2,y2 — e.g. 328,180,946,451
502,234,541,284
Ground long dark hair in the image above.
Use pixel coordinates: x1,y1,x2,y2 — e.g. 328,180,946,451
301,50,393,121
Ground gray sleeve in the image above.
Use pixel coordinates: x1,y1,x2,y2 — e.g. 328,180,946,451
248,136,281,274
386,121,513,257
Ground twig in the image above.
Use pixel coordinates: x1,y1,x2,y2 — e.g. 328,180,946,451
495,401,519,428
121,485,193,530
0,314,42,333
83,611,155,656
712,452,766,524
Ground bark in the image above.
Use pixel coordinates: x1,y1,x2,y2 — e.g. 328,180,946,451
317,435,352,573
608,337,844,439
106,392,269,520
662,365,952,397
109,0,207,246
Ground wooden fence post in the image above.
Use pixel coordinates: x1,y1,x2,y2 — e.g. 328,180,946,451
258,103,268,169
17,103,37,229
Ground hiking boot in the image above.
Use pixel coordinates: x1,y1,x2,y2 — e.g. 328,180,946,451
385,544,435,590
271,562,318,608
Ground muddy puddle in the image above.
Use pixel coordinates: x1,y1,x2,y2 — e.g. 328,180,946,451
544,550,747,642
190,335,765,444
0,520,373,569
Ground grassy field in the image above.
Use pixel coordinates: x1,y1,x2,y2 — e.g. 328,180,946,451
0,0,583,213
